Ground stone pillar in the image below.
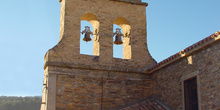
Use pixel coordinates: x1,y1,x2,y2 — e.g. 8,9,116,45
99,19,113,63
47,72,57,110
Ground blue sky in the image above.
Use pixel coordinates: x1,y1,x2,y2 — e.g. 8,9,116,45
0,0,219,96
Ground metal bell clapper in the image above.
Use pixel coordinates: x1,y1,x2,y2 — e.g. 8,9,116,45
81,26,93,42
113,28,123,45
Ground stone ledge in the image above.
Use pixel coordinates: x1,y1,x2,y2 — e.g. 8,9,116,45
44,61,147,74
59,0,148,6
110,0,148,6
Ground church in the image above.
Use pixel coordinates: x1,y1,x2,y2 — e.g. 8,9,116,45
40,0,220,110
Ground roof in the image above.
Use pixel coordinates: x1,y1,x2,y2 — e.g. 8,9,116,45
146,30,220,73
120,98,170,110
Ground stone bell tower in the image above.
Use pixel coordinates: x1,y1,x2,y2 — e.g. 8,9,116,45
41,0,156,110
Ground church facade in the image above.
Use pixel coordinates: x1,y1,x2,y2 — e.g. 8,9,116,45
40,0,220,110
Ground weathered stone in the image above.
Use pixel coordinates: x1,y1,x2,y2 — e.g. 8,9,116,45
151,41,220,110
40,0,220,110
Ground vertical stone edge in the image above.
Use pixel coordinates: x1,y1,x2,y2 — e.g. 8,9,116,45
40,67,48,110
47,73,57,110
59,0,65,41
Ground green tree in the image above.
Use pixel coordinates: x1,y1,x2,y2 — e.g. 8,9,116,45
0,96,41,110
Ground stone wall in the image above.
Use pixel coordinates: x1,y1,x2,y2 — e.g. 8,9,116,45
52,67,152,110
41,0,218,110
41,0,156,109
151,40,220,110
48,0,156,70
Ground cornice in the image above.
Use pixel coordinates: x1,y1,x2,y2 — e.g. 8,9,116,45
44,62,147,74
109,0,148,6
59,0,148,6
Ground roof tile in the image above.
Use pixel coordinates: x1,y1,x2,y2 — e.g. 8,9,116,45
120,98,169,110
146,30,220,73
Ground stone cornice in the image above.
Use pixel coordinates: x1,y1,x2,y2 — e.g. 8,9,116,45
59,0,148,6
146,30,220,73
44,62,147,74
109,0,148,6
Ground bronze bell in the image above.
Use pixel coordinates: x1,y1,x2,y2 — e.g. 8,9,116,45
113,28,123,45
114,34,123,45
81,26,93,42
83,33,92,42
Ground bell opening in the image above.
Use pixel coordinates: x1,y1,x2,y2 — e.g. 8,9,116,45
80,20,94,55
113,24,123,59
113,17,131,59
80,13,100,56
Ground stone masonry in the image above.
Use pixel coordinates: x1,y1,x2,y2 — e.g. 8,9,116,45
41,0,220,109
41,0,156,110
150,34,220,110
55,69,153,110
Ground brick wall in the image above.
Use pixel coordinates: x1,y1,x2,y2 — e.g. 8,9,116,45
54,68,152,110
41,0,156,109
151,40,220,110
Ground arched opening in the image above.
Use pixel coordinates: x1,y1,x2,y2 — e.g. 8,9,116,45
113,24,123,59
113,17,131,59
80,13,100,56
80,21,93,55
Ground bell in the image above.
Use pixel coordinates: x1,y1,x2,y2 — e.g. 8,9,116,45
114,34,123,45
83,33,92,42
81,26,93,42
113,28,123,45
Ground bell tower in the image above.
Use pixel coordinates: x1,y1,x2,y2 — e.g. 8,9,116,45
41,0,156,110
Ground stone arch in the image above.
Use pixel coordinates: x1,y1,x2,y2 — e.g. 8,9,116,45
81,13,100,56
113,17,131,59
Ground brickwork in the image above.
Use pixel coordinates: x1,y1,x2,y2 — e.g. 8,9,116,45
41,0,220,109
41,1,156,108
53,67,152,110
151,39,220,110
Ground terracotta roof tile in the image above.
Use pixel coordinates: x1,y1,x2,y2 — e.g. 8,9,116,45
146,30,220,73
120,99,169,110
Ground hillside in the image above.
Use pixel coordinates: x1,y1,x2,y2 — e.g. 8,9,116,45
0,96,41,110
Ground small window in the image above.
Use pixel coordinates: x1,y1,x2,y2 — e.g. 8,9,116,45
184,77,198,110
